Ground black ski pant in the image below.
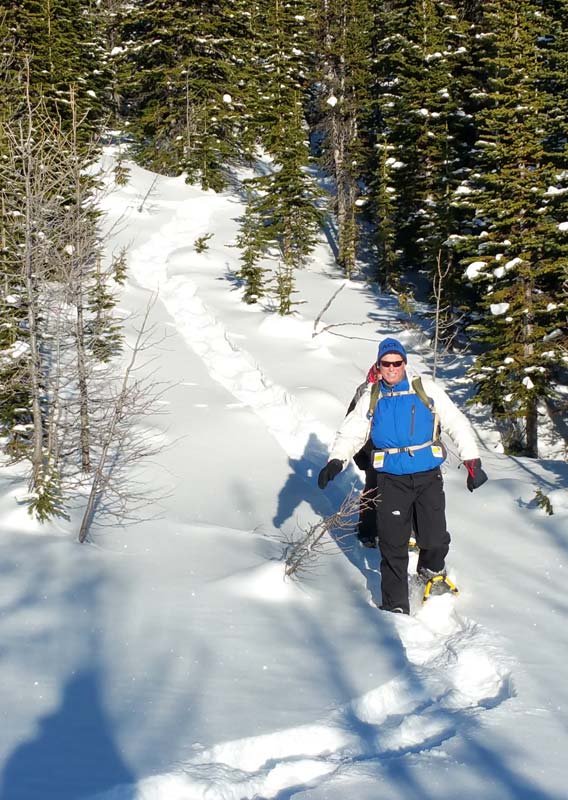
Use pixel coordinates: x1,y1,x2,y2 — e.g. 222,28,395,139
375,467,450,614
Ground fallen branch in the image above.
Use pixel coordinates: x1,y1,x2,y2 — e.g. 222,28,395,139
282,486,377,579
312,282,346,337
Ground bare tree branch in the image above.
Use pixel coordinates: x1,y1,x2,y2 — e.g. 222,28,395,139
282,487,375,580
78,295,168,542
312,282,346,336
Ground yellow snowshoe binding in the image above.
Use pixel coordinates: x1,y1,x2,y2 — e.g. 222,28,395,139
418,568,459,603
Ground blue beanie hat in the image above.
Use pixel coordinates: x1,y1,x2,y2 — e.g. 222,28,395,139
377,337,407,364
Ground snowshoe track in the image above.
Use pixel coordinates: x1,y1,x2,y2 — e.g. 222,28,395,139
130,201,331,462
171,598,513,798
114,195,515,800
93,597,513,800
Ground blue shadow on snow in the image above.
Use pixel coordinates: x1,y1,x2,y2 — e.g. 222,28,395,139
0,667,134,800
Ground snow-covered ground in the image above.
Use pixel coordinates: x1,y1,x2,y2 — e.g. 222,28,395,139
0,151,567,800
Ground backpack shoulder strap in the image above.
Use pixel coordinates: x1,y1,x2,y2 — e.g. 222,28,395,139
411,376,433,410
368,379,424,418
367,377,439,432
367,381,382,418
412,377,441,439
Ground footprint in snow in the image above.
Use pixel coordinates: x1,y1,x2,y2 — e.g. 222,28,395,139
162,596,515,800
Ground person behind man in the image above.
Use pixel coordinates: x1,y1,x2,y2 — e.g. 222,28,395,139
318,337,488,615
346,362,380,547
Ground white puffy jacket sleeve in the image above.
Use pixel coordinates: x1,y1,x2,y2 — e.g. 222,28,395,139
420,375,480,460
328,386,372,466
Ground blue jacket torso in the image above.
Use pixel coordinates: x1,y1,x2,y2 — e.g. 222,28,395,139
370,376,444,475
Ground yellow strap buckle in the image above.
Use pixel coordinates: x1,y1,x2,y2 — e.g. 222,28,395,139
422,574,459,603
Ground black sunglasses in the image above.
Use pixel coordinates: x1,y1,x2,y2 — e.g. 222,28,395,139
379,359,404,368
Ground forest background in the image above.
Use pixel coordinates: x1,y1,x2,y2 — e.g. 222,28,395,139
0,0,567,526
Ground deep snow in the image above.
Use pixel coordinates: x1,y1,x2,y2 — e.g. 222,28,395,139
0,150,567,800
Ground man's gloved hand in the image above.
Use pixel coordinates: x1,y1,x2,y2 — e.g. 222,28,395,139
463,458,488,492
318,459,343,490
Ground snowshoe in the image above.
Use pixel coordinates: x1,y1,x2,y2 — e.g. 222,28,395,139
417,568,459,603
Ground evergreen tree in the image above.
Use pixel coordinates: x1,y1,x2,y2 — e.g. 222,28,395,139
254,0,315,154
235,188,271,304
2,0,110,137
363,0,410,287
367,0,471,290
540,0,568,164
461,0,568,456
99,0,135,123
120,0,251,190
313,0,374,276
0,76,125,516
236,0,322,312
241,109,323,311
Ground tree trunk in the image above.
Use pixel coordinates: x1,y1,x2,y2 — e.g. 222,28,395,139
523,275,537,457
70,92,91,472
24,230,44,486
526,397,538,458
22,124,45,486
75,296,91,472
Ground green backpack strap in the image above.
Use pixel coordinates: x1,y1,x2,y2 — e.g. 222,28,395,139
367,381,382,419
411,376,433,410
412,377,441,439
367,376,440,439
368,377,429,416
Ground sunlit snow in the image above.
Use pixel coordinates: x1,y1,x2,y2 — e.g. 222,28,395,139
0,149,566,800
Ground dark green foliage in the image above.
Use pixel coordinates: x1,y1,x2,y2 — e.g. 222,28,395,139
366,0,473,289
113,156,130,187
534,489,554,515
2,0,111,138
111,249,128,285
2,0,567,459
234,0,322,311
26,460,69,522
87,261,124,363
0,65,124,517
313,0,374,276
239,152,323,308
461,0,568,455
273,261,298,316
194,233,213,253
119,0,253,189
235,192,270,304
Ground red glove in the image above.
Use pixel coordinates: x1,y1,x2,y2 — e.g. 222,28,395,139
463,459,488,492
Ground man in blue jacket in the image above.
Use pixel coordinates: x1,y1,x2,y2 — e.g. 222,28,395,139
318,337,488,615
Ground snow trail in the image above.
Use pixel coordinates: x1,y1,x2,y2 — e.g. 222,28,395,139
129,199,332,462
106,183,516,800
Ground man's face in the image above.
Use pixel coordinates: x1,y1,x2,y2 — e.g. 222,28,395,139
378,354,406,386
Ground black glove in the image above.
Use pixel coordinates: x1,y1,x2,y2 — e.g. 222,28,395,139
318,459,343,490
464,459,488,492
353,439,372,471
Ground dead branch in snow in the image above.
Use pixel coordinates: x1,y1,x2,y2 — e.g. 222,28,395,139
312,282,346,336
137,175,159,213
282,486,377,580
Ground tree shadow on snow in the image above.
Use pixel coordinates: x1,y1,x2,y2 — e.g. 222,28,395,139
0,545,135,800
0,667,135,800
270,435,566,800
273,432,382,606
